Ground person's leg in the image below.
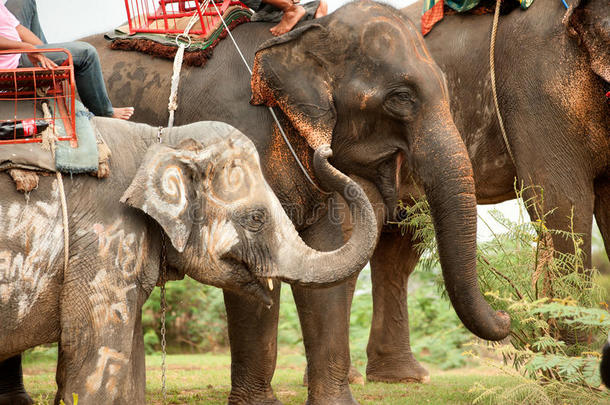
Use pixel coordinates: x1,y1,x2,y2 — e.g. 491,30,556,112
49,42,113,117
19,42,133,119
5,0,47,43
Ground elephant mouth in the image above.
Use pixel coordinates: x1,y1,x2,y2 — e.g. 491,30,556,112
223,257,274,306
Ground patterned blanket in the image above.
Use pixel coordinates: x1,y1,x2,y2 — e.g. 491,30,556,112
422,0,533,35
105,6,252,67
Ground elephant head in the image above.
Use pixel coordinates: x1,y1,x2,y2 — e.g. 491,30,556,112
250,0,510,340
120,122,377,305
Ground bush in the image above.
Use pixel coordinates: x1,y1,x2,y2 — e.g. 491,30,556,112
142,277,228,353
399,187,610,404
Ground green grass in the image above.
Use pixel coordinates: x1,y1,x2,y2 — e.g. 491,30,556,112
23,349,525,404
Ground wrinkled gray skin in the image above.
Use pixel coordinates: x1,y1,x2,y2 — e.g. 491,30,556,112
363,0,610,384
0,2,513,405
0,119,378,405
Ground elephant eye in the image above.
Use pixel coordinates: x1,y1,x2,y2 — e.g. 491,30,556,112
238,208,268,232
383,88,418,120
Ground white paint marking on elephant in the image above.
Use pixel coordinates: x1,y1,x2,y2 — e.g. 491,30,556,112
0,180,63,323
85,346,128,396
89,269,136,327
93,220,141,276
200,219,238,260
206,158,256,207
145,164,188,219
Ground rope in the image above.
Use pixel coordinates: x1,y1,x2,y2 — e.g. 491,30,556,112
490,0,517,167
210,1,330,195
167,44,185,131
166,2,208,131
41,102,70,275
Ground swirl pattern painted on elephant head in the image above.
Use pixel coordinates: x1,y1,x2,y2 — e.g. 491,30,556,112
148,163,188,219
207,157,255,207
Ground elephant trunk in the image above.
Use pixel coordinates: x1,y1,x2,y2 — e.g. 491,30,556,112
414,114,510,341
271,145,378,286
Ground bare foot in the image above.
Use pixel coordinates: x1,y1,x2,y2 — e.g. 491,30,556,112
315,0,327,18
112,107,134,120
270,4,306,36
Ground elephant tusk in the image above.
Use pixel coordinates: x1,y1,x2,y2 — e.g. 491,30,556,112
267,278,274,291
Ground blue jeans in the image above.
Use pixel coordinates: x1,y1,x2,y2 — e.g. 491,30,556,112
5,0,47,43
19,42,115,117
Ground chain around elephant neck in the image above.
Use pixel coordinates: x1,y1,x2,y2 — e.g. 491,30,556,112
490,0,517,168
210,1,330,195
159,232,168,404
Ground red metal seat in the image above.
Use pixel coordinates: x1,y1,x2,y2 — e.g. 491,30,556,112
124,0,236,36
0,49,76,146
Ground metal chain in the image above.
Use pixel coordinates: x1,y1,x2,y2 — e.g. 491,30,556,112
160,280,167,404
158,127,168,403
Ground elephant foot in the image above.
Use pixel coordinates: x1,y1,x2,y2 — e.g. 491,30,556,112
366,354,430,384
0,390,33,405
303,365,364,386
228,388,282,405
305,388,359,405
348,365,364,385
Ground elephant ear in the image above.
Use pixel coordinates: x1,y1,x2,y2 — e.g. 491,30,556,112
563,0,610,82
121,143,200,252
250,24,337,150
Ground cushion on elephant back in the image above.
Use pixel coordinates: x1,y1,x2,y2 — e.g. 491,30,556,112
422,0,526,35
0,99,110,183
105,5,252,68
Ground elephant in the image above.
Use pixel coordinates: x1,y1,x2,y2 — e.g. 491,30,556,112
359,0,610,384
0,118,378,405
0,1,512,404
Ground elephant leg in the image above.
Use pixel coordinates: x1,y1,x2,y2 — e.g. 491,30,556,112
301,276,363,388
366,229,429,384
0,355,32,405
292,283,356,405
521,176,594,268
224,286,282,405
128,310,146,404
55,332,139,404
594,176,610,257
54,279,141,404
292,210,357,405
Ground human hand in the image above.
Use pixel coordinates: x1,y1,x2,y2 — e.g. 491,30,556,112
27,52,58,69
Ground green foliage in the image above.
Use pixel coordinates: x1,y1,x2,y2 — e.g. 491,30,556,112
399,187,610,404
407,268,472,369
142,277,228,353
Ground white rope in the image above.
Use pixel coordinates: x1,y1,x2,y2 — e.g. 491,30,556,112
41,102,69,275
166,1,210,131
210,1,329,194
490,0,516,167
167,44,185,130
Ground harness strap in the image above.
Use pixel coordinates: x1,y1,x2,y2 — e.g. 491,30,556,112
167,7,202,131
490,0,517,168
41,102,70,275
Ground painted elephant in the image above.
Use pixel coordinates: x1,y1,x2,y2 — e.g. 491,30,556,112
0,118,378,405
360,0,610,384
0,1,512,404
